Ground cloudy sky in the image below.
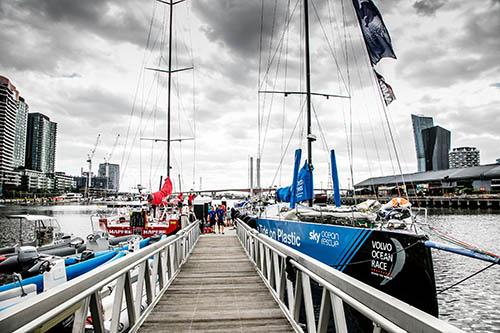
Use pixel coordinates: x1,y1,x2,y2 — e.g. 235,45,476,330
1,0,498,192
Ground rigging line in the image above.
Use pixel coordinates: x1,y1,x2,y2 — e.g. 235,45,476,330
346,22,384,178
122,71,163,184
260,12,287,159
340,0,355,200
280,0,291,187
437,263,496,295
311,102,332,187
376,83,407,195
270,99,307,188
261,0,278,138
120,0,158,183
174,26,184,183
187,1,197,190
259,0,301,91
345,0,399,186
171,78,195,135
310,0,350,96
257,0,265,165
149,66,161,190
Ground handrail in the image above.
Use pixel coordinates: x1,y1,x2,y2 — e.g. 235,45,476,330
236,219,464,333
0,221,200,333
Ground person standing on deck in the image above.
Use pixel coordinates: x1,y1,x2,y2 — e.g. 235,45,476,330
230,207,236,228
208,205,216,233
187,192,195,209
216,204,225,234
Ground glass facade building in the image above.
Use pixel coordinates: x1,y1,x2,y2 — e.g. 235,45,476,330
98,163,120,192
411,114,434,172
13,96,28,168
26,113,57,173
422,126,451,171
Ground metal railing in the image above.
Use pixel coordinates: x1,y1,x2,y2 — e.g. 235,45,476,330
0,221,200,333
236,219,464,333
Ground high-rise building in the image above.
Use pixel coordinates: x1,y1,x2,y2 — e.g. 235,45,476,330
422,125,451,171
0,76,23,189
449,147,480,168
98,163,120,192
26,113,57,173
411,114,434,172
13,96,28,168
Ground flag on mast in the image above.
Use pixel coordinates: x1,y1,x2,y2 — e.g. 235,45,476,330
374,70,396,106
352,0,396,65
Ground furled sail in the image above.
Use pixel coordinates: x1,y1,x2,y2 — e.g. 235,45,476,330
275,149,314,208
149,177,173,205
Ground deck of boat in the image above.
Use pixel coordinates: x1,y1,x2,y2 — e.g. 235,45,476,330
138,230,294,332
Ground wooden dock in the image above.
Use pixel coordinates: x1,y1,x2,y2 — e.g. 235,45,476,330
139,231,294,332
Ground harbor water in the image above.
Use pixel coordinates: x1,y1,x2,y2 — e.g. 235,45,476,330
0,204,499,332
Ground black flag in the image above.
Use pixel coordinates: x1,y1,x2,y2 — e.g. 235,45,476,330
352,0,396,65
375,70,396,105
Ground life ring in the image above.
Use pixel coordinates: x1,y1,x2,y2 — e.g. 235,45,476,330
381,197,411,211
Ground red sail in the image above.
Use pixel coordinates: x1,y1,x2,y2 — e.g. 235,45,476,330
150,177,173,205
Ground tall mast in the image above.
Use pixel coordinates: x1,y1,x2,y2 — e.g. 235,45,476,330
167,2,174,178
145,0,193,184
303,0,313,206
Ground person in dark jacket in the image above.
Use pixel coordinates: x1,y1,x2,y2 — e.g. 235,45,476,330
215,204,225,234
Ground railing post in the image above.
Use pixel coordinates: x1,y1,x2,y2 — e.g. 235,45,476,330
72,296,90,333
317,288,331,333
293,270,303,321
124,271,136,328
89,291,105,333
330,292,348,332
301,272,317,333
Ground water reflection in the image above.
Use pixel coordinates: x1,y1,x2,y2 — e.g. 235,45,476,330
429,211,500,332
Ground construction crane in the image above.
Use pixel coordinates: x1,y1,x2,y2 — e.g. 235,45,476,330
104,134,120,193
85,134,101,198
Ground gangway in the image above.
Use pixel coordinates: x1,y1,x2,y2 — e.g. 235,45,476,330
0,220,465,333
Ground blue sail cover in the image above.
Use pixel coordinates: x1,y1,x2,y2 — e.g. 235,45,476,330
352,0,396,65
295,161,314,204
330,149,341,207
290,149,302,208
275,186,291,202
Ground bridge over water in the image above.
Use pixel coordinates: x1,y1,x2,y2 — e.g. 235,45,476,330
0,220,464,333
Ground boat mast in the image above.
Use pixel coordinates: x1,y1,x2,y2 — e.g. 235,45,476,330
166,1,174,178
303,0,314,206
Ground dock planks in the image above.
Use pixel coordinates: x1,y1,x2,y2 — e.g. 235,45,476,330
139,231,294,332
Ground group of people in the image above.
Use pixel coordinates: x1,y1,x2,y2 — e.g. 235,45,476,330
207,204,226,234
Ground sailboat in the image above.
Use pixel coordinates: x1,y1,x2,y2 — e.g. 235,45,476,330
238,0,439,317
97,0,196,238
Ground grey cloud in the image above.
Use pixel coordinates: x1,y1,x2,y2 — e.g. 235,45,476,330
193,1,279,58
396,3,500,87
14,0,149,46
59,73,82,79
0,0,150,73
413,0,447,16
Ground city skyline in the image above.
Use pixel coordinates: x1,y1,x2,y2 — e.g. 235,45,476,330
0,0,498,192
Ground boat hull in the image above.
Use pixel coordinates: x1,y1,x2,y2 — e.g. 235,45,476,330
256,218,438,316
98,217,180,238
